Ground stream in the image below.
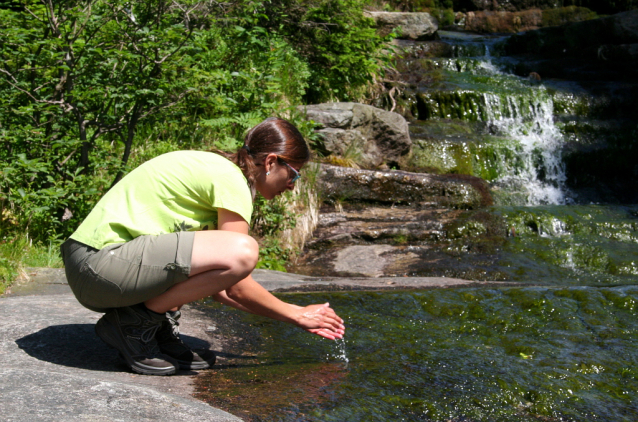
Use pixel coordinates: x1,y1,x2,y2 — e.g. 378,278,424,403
194,30,638,421
195,287,638,421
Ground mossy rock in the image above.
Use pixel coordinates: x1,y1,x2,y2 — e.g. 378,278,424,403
403,120,522,182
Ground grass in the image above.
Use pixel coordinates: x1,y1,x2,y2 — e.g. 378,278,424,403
0,235,63,295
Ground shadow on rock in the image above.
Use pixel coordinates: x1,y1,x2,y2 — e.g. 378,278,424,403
15,324,215,372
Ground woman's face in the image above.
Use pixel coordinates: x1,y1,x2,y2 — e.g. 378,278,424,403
255,153,302,200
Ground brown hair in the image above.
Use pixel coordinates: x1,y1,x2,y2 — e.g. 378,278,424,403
229,117,310,187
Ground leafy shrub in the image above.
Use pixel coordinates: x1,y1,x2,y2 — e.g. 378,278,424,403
226,0,391,103
251,194,297,270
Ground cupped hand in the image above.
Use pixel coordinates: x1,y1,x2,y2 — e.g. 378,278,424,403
292,302,345,340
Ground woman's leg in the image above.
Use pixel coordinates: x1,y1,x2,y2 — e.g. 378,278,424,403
144,230,259,313
95,230,258,374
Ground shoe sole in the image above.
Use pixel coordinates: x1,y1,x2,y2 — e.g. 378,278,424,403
95,317,177,376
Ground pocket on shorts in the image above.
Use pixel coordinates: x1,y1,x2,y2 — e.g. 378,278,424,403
80,264,125,309
80,247,140,309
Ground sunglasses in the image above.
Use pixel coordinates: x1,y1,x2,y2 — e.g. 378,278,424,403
280,160,301,183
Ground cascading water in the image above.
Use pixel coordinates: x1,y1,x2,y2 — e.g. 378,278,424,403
421,32,572,205
482,90,570,205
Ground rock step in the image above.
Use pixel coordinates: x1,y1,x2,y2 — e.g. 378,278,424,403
306,206,464,248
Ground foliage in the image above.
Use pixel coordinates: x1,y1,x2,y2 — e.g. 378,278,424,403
295,0,392,103
0,0,391,278
0,0,216,240
432,8,456,26
252,194,297,238
251,193,297,270
226,0,392,103
255,238,291,272
0,234,63,295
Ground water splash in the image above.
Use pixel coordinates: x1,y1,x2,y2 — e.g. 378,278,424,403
329,338,349,366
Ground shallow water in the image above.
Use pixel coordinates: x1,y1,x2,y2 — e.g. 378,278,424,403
495,205,638,285
196,287,638,421
194,30,637,421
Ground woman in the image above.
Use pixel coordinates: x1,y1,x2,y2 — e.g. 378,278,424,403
61,117,345,376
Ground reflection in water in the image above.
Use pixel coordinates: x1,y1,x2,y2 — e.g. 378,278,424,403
196,359,347,421
195,287,638,421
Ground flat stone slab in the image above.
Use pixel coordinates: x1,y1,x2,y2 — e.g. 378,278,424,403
0,368,239,422
0,293,241,422
10,267,515,295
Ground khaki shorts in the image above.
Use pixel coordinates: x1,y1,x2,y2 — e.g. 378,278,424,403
61,232,195,313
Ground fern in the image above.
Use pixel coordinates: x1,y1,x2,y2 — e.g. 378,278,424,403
201,111,264,131
200,116,234,129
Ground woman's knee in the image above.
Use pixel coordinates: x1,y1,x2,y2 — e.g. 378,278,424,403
233,235,259,275
191,231,259,277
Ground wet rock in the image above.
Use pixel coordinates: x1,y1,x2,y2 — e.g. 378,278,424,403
334,245,396,277
462,9,542,33
305,206,451,250
317,164,492,209
504,10,638,81
290,203,509,279
299,102,411,168
393,39,454,58
364,11,439,41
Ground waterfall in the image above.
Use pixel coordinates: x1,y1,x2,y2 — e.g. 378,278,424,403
482,89,571,205
423,33,573,205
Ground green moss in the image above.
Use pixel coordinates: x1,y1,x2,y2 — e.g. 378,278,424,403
542,6,598,27
407,122,519,182
551,91,591,117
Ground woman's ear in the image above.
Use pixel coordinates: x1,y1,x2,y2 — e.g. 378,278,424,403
263,153,278,173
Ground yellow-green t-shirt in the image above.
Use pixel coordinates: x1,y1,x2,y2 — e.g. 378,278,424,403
70,151,253,250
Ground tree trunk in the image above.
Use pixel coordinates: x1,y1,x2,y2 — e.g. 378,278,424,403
109,108,140,189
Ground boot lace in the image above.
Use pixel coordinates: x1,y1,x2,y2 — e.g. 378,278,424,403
128,322,161,355
166,314,184,343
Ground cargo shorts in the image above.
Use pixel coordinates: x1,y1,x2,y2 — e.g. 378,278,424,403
61,231,195,313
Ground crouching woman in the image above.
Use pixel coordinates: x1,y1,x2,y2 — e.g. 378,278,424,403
61,117,345,376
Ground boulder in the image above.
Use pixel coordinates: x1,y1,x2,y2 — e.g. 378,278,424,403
505,10,638,58
458,0,557,12
317,164,492,209
462,9,542,33
364,12,438,41
299,102,411,168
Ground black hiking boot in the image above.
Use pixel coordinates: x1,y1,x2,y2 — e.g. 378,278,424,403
95,304,179,376
156,310,216,370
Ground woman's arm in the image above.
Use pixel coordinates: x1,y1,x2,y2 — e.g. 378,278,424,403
212,290,254,313
215,208,345,340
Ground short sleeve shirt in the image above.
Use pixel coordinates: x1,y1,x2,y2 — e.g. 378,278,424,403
70,151,253,250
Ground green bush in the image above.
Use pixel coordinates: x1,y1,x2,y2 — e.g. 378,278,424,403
228,0,391,103
251,194,297,271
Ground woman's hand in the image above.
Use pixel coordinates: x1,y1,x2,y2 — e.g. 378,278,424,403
292,303,345,340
